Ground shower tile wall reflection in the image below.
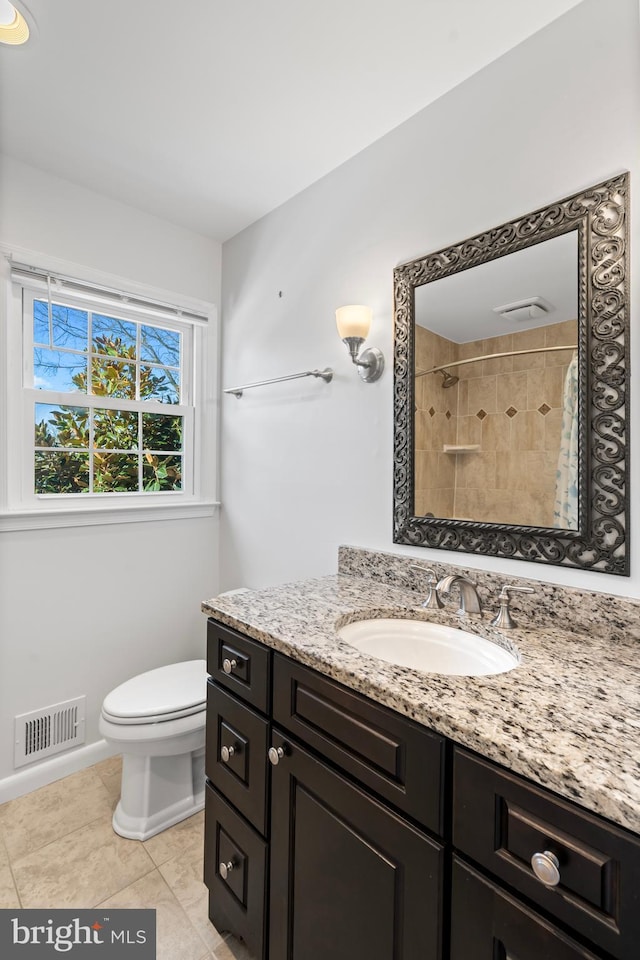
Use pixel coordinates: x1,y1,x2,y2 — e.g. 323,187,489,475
414,319,576,526
415,328,458,518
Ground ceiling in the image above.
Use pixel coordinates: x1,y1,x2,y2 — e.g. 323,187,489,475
0,0,584,242
415,232,578,342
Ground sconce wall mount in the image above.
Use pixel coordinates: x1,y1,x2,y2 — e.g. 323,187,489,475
335,305,384,383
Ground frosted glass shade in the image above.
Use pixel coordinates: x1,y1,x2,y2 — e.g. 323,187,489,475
336,305,372,340
0,1,16,25
0,2,29,43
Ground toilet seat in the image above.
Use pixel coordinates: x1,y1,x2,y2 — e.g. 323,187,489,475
102,659,206,725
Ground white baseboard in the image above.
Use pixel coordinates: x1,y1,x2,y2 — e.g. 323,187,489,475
0,739,119,804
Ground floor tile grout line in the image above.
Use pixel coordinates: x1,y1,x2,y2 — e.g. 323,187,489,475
93,861,159,909
155,871,207,915
8,809,148,870
95,862,216,959
1,856,24,909
7,809,115,867
0,784,117,864
144,841,205,870
93,757,123,795
142,816,205,868
1,816,25,906
16,855,159,913
154,866,216,956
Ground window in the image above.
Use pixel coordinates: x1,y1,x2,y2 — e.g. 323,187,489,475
2,259,217,526
29,292,190,496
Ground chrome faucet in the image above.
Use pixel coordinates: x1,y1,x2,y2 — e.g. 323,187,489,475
436,575,482,619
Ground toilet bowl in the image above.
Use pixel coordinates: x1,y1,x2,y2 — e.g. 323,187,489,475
99,659,207,841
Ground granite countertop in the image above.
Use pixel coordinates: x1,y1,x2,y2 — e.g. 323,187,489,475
202,573,640,835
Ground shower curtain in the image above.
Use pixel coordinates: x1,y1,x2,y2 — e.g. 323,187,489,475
553,352,578,529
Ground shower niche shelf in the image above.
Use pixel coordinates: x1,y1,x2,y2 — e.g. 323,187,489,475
443,444,480,454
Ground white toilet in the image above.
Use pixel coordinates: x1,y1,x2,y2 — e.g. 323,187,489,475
99,659,207,841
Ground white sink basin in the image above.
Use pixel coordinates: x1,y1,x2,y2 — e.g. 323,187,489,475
337,618,518,677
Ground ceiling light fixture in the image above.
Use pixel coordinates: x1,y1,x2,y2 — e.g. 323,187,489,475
0,1,30,45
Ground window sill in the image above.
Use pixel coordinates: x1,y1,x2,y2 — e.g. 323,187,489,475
0,500,220,532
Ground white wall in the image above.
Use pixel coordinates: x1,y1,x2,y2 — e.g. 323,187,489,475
220,0,640,599
0,157,222,790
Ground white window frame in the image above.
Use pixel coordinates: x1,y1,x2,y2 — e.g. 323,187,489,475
0,250,219,530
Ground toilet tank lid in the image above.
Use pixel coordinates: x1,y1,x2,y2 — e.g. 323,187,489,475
103,660,207,720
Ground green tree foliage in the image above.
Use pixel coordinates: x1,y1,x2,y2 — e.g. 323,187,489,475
35,336,182,494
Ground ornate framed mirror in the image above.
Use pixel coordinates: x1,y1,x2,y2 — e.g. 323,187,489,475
393,173,629,574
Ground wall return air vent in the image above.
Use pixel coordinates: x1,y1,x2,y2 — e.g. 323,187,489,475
14,696,86,768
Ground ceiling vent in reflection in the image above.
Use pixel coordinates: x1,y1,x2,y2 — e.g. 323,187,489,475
493,297,551,323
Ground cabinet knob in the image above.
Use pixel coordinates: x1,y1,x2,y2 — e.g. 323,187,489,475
268,745,285,766
222,658,237,674
218,860,234,880
220,745,235,763
531,850,561,887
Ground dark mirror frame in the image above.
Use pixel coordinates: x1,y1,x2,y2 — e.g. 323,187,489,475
393,172,629,575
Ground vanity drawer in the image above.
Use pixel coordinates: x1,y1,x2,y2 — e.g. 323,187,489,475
205,682,270,835
207,618,271,713
453,748,640,960
451,857,602,960
204,783,267,960
273,653,445,834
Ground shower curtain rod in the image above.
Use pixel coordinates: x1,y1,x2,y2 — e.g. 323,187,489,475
416,344,578,379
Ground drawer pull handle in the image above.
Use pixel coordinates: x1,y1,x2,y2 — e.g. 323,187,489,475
219,860,234,881
222,658,237,674
220,745,235,763
531,850,561,887
268,746,285,766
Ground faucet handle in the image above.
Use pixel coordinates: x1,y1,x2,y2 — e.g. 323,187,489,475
491,584,535,629
409,564,437,583
497,583,536,600
408,565,443,609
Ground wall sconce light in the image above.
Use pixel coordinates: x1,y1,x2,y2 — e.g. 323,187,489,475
335,305,384,383
0,1,31,45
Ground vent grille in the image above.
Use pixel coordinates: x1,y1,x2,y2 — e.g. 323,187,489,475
14,697,86,768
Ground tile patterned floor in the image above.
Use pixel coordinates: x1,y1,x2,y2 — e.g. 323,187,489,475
0,757,255,960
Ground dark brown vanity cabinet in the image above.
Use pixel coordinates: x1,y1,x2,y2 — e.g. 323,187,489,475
452,749,640,960
450,858,604,960
204,617,640,960
204,618,445,960
205,621,272,959
269,655,445,960
268,728,443,960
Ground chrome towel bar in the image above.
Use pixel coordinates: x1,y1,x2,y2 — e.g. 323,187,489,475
224,367,333,398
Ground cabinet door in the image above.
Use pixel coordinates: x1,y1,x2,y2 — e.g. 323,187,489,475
451,858,602,960
268,729,443,960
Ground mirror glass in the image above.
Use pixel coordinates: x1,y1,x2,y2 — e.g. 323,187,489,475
392,173,629,574
413,232,578,529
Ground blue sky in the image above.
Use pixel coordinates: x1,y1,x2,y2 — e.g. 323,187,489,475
32,300,180,397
